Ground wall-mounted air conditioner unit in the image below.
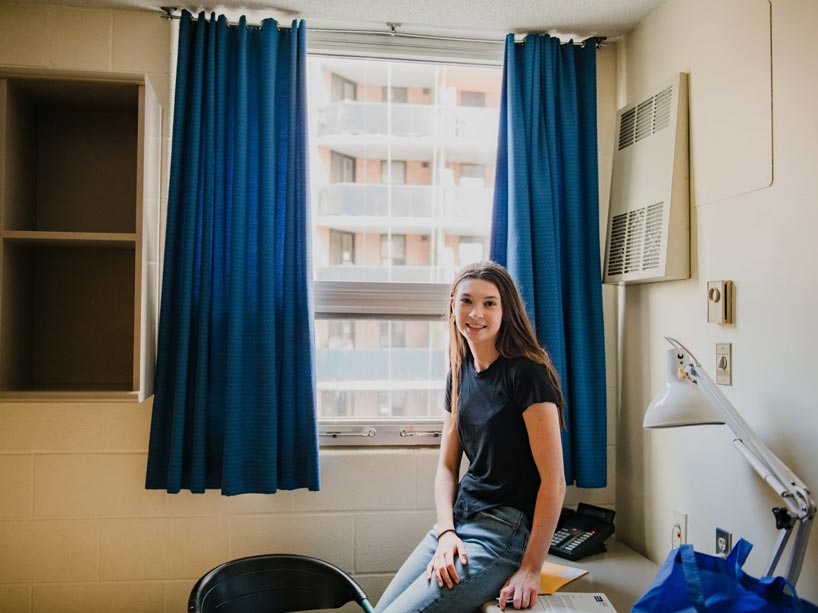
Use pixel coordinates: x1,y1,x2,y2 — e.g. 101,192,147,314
603,73,689,285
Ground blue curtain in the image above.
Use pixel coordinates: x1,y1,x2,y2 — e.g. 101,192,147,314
491,34,606,488
146,11,319,494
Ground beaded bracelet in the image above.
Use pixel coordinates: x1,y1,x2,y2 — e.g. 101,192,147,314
437,528,457,539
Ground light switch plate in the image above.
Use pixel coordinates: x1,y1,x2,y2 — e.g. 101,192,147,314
716,343,732,385
707,280,733,324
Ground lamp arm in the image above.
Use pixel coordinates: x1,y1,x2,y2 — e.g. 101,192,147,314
685,363,815,521
732,440,804,518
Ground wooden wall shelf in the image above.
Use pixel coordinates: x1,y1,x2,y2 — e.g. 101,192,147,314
3,230,137,247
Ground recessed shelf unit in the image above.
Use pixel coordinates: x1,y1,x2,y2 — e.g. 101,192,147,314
0,70,162,400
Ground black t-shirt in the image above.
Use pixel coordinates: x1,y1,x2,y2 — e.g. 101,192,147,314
445,354,560,522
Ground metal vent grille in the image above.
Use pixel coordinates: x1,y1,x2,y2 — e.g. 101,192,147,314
653,86,672,132
607,214,628,276
641,202,665,270
607,203,666,277
624,209,645,272
618,108,636,150
634,99,653,143
617,85,674,151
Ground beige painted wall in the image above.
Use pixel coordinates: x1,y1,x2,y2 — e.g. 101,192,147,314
0,4,619,611
616,0,818,601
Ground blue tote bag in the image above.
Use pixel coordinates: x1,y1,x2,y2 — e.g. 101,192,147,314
632,539,818,613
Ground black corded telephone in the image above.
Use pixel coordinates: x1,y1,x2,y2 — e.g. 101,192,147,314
549,502,616,561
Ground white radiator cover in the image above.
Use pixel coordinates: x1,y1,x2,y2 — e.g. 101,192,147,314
604,73,690,285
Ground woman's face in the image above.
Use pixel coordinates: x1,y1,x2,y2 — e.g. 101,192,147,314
451,278,503,349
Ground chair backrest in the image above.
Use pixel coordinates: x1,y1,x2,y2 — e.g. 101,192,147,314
188,554,374,613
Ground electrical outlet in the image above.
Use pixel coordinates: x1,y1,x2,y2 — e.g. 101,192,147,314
672,510,687,548
716,527,732,557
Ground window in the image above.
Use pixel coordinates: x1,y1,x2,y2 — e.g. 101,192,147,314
379,321,406,348
380,233,406,266
380,160,406,184
329,230,355,265
308,43,502,445
460,90,486,107
460,163,486,183
378,390,406,417
328,320,355,349
383,86,408,103
458,235,486,265
331,152,356,183
322,390,352,417
331,73,356,101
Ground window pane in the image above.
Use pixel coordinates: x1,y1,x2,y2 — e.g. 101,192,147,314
309,57,500,284
315,319,448,419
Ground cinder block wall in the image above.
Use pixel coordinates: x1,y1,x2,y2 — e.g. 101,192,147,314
0,5,618,612
0,398,441,611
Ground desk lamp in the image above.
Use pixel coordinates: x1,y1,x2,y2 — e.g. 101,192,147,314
643,337,815,585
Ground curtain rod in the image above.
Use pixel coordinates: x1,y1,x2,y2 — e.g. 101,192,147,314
159,7,606,47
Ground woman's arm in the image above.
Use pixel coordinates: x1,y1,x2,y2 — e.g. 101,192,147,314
426,412,467,589
499,402,566,610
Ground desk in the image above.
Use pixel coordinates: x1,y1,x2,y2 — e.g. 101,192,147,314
481,539,659,613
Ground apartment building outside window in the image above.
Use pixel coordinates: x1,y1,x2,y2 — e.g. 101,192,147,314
307,41,502,444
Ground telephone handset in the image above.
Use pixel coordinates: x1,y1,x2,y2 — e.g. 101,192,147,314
549,502,615,561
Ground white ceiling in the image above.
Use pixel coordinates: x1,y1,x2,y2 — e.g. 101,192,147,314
2,0,669,40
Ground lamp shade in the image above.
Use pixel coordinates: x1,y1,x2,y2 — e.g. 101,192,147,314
643,348,724,428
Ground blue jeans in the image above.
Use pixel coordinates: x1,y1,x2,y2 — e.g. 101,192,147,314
375,506,531,613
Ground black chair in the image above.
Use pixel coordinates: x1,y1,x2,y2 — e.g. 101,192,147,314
188,554,375,613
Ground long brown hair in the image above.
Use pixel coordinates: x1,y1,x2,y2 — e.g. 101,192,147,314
448,261,565,429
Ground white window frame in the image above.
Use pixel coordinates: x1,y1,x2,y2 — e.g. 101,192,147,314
308,34,502,447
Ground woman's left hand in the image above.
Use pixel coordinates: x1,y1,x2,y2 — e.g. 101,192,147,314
498,566,540,610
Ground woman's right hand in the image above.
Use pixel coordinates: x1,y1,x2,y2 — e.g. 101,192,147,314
426,531,468,589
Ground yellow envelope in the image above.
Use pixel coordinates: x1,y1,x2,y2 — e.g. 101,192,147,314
539,561,589,594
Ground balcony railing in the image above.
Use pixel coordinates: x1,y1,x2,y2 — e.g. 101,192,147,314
317,348,447,381
317,101,499,141
318,101,433,137
317,183,492,221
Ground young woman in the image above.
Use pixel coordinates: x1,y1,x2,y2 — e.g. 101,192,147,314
375,261,567,613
